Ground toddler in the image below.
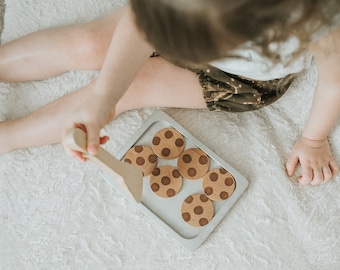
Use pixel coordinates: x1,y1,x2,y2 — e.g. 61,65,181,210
0,0,339,186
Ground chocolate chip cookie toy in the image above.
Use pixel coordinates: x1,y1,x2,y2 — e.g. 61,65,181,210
178,148,210,180
202,168,236,201
152,128,185,159
181,194,214,227
124,145,158,176
150,166,183,198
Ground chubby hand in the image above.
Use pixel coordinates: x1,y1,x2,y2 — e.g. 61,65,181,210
286,136,339,185
62,93,115,161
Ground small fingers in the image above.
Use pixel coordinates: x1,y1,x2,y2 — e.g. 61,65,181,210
84,128,110,154
100,135,110,145
301,161,339,186
330,160,340,179
298,162,313,185
62,126,86,162
310,166,327,186
69,150,87,162
317,166,333,185
63,143,87,162
288,137,338,186
63,124,109,162
318,160,339,185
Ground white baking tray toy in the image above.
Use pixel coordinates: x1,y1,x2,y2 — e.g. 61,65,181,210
99,111,249,251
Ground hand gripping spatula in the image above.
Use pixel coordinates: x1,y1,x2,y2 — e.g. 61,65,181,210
64,128,143,202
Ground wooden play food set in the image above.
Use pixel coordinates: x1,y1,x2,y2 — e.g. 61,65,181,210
66,111,248,250
104,111,248,250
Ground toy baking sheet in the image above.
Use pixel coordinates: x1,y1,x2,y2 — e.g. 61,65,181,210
101,111,248,251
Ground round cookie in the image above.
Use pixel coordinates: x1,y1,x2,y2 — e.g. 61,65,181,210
150,165,183,198
177,148,210,180
151,128,185,159
123,145,158,176
181,194,214,227
202,168,236,201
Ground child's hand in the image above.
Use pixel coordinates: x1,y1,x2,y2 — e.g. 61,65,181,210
286,136,339,185
62,93,115,161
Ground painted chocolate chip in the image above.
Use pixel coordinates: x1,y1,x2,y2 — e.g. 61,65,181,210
151,183,160,192
134,145,143,153
199,218,209,226
161,148,170,157
200,194,209,202
124,158,132,164
204,187,213,195
152,137,160,145
175,138,184,147
188,168,196,177
152,168,160,176
209,172,218,181
185,195,194,203
182,154,192,163
220,168,227,174
225,177,234,186
172,169,180,178
167,189,176,197
165,130,173,139
220,191,229,200
182,212,191,221
199,155,208,165
194,206,204,215
136,157,145,166
161,176,171,185
148,154,157,163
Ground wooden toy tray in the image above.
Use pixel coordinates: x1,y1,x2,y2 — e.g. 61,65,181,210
101,111,248,251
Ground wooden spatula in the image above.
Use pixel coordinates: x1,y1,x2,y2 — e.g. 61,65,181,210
64,128,143,202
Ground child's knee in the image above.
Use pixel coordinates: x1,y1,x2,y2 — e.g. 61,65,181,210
68,29,109,69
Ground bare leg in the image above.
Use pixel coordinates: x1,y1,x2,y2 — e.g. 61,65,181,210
116,57,206,114
0,8,125,82
0,57,206,154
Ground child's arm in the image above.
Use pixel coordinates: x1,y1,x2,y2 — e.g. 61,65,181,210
286,27,340,185
63,5,153,158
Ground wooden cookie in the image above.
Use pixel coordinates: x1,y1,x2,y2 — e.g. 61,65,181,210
150,165,183,198
124,145,158,176
152,128,185,159
181,194,214,227
202,168,236,201
177,148,210,180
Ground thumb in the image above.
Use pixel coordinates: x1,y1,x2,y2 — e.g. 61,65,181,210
85,125,101,155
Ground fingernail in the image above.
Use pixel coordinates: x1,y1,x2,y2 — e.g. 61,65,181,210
88,146,98,155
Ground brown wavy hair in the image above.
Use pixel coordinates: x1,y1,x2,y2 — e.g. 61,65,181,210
130,0,338,65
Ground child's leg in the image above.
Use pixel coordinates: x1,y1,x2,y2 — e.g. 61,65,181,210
0,7,126,82
116,57,206,113
0,57,205,154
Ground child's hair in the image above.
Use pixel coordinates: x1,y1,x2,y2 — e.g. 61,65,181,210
130,0,338,65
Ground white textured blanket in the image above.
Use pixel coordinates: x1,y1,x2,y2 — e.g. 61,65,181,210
0,1,339,269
